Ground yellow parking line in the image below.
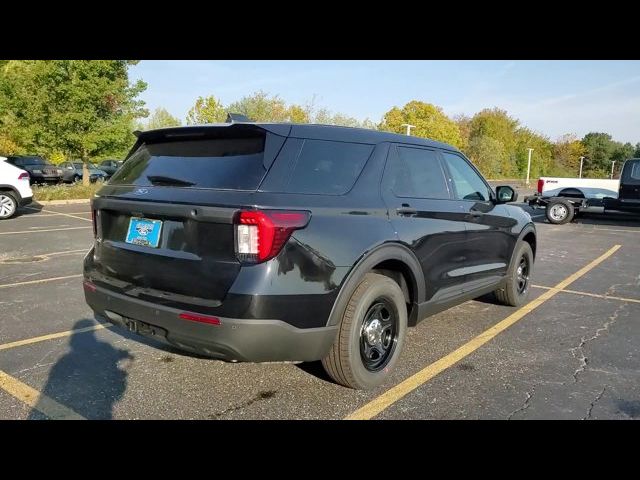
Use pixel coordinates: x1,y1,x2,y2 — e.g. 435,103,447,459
345,244,622,420
1,248,89,264
0,274,82,289
0,226,91,235
0,369,85,420
24,206,92,223
0,323,112,351
532,284,640,304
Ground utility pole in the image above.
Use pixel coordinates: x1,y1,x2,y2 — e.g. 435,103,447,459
611,160,616,179
526,148,533,186
579,156,585,178
401,123,415,136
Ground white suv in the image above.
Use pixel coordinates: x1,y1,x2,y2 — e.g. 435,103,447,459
0,156,33,219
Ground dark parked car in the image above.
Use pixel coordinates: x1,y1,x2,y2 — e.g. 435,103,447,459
83,123,536,389
60,161,108,183
98,159,123,178
6,155,63,184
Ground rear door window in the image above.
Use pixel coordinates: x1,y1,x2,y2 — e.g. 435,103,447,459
386,146,450,199
109,135,267,190
283,139,373,195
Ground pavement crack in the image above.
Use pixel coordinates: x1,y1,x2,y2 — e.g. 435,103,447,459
583,387,606,420
208,390,277,419
507,386,536,420
569,303,626,382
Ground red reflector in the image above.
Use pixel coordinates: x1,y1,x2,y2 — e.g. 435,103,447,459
18,172,29,180
83,280,97,292
537,178,544,194
179,312,221,326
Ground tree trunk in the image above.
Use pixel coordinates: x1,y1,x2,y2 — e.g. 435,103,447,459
82,150,90,186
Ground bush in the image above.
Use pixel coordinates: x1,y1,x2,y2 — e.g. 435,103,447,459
31,182,103,201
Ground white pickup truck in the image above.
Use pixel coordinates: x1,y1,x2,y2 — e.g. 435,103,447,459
526,159,640,224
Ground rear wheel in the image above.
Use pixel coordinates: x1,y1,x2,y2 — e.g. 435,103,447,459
0,192,18,220
322,273,407,390
494,241,534,307
546,198,574,224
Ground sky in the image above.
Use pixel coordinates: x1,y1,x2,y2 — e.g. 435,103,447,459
129,60,640,144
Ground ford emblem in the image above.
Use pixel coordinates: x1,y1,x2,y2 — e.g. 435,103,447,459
134,188,149,195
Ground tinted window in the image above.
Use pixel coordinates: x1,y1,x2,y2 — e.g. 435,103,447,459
387,146,450,199
285,139,373,195
73,163,83,169
442,152,491,202
630,161,640,180
11,156,46,166
109,136,267,190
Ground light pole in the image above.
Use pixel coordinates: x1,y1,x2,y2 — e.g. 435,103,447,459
611,160,616,179
401,123,415,136
526,148,533,186
579,156,585,178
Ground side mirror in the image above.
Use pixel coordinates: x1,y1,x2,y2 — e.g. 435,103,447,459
495,185,517,204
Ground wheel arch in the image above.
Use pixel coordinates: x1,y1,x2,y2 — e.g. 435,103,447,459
0,184,21,200
326,242,425,327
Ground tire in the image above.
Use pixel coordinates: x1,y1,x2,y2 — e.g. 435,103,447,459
73,175,81,183
322,273,408,390
494,241,534,307
546,198,574,224
0,191,18,220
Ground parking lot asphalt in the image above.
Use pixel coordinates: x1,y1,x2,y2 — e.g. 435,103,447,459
0,202,639,420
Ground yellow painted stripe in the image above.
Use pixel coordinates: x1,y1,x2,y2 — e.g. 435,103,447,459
0,226,91,235
0,323,112,351
0,369,85,420
24,206,92,223
1,248,89,263
0,274,82,289
345,244,622,420
532,284,640,304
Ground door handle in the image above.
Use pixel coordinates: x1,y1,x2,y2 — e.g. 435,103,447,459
469,209,484,218
396,206,418,216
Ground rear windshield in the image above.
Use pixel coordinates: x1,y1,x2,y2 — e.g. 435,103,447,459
11,156,46,166
630,161,640,180
109,135,266,190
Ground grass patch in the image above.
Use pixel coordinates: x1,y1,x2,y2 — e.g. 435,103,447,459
31,182,103,201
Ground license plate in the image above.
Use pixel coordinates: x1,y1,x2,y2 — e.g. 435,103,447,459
125,217,163,248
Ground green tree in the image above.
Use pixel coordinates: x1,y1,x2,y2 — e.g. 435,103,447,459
454,114,472,151
634,142,640,158
185,95,227,124
553,134,586,175
581,132,617,177
379,101,462,147
227,91,290,122
467,136,508,177
0,60,147,184
145,107,181,130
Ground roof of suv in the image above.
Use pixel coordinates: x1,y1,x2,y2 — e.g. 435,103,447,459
136,122,461,153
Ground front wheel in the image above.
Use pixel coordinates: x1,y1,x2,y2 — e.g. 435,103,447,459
494,241,534,307
322,273,407,390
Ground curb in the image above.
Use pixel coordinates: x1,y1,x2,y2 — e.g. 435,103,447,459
31,199,91,206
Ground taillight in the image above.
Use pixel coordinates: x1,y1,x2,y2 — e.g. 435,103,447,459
236,210,311,263
537,178,544,194
18,172,29,180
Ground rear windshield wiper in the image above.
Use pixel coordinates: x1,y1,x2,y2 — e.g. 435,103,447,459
147,175,196,187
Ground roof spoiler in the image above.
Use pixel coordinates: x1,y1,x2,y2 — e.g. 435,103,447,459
226,113,252,123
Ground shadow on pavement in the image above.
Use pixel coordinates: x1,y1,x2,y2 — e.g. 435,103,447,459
28,319,132,420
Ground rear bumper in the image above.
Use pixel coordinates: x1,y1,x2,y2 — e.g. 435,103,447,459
19,196,33,206
84,281,338,362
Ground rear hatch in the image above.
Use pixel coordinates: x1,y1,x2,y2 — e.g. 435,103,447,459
90,124,288,305
620,159,640,201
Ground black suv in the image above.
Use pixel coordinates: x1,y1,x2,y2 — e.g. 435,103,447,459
83,123,536,389
6,155,63,184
